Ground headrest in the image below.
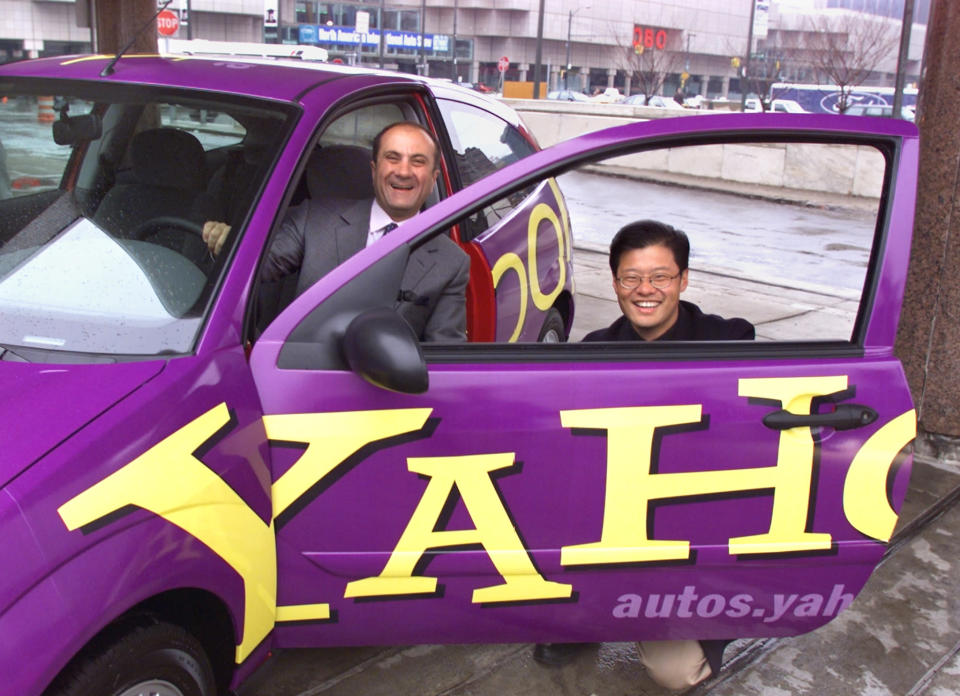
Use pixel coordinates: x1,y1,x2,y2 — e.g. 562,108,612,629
131,127,207,191
306,145,374,201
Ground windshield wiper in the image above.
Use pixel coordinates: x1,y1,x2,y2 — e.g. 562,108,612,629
0,344,32,362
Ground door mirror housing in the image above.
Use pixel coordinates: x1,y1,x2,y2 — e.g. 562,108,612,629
342,307,428,394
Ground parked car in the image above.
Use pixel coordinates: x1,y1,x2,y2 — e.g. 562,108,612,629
622,94,686,109
590,87,624,103
0,51,919,696
845,103,915,121
769,98,807,113
546,89,589,102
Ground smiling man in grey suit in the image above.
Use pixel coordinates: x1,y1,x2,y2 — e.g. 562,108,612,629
203,121,470,342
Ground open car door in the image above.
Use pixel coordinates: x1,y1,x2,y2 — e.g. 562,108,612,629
248,113,917,648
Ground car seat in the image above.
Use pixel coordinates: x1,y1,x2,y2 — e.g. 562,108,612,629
94,127,208,236
254,144,374,334
305,144,374,201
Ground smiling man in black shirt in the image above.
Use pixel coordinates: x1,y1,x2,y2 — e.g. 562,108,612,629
583,219,754,343
535,220,751,687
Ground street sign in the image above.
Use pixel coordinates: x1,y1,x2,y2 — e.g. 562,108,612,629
356,11,370,36
157,9,179,36
498,56,509,73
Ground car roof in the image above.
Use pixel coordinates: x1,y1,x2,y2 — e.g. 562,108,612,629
0,53,522,124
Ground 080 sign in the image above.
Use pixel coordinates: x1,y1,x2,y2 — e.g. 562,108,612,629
633,25,670,52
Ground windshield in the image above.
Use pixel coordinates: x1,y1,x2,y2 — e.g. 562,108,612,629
0,80,292,358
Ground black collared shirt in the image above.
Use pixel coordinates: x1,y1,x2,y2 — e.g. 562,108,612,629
582,300,755,342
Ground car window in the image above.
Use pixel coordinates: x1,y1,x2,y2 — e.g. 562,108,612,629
251,99,439,334
0,81,293,358
438,99,537,242
159,105,246,151
265,129,903,374
319,103,406,149
441,139,885,347
559,141,883,343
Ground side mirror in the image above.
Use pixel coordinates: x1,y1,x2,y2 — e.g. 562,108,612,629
342,308,428,394
53,114,102,146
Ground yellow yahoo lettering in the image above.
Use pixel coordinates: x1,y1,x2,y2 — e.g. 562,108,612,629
843,409,916,541
57,403,275,663
491,178,571,340
345,453,572,603
266,409,433,519
559,405,704,565
266,408,432,622
560,376,851,565
490,253,528,342
728,376,849,554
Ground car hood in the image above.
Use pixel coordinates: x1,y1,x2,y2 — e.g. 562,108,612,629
0,360,164,488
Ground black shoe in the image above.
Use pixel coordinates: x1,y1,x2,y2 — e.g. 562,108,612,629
533,642,586,666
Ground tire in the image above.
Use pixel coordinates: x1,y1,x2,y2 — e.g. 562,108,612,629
537,308,566,343
49,621,216,696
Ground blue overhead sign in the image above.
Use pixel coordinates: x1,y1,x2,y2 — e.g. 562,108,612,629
298,24,447,52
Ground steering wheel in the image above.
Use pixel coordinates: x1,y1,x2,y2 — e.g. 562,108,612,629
129,216,204,242
128,216,211,273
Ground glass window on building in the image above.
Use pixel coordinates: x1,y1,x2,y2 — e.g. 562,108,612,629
401,11,419,32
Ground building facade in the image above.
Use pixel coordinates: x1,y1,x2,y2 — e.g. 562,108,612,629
0,0,926,99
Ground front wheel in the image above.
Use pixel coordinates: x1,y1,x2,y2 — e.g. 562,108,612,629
48,621,216,696
537,308,567,343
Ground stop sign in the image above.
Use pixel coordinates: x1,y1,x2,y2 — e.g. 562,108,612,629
497,56,509,73
157,9,179,36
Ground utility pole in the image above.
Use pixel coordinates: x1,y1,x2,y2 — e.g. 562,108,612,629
532,0,545,98
741,0,757,111
419,0,426,74
94,0,157,54
379,0,385,69
892,0,915,119
452,0,458,81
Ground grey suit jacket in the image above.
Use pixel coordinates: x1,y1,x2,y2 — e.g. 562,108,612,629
263,198,470,342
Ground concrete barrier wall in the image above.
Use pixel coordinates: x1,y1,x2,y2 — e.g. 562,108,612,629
502,99,883,199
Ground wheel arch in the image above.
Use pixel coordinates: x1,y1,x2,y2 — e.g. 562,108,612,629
42,589,236,696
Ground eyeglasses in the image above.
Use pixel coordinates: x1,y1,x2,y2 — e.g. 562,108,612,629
616,272,682,290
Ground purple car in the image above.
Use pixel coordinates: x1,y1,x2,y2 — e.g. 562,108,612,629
0,53,916,696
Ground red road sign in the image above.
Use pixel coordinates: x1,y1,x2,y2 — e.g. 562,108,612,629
498,56,509,73
157,9,179,36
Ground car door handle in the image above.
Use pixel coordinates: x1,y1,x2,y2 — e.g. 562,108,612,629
762,404,879,431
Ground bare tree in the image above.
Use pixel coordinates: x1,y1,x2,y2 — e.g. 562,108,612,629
616,26,682,101
805,12,898,113
727,31,799,112
743,47,789,111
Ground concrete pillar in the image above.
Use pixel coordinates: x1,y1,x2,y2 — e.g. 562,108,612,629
895,0,960,440
700,78,709,96
606,68,616,89
722,75,730,98
520,63,529,82
624,75,632,96
470,60,480,84
549,65,561,91
94,0,157,54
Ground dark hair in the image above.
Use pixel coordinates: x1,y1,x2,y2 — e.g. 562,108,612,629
608,219,689,274
371,121,440,171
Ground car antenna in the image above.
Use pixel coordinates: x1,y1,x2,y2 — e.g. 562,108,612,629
101,0,173,77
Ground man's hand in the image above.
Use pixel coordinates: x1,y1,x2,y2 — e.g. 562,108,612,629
202,221,231,256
